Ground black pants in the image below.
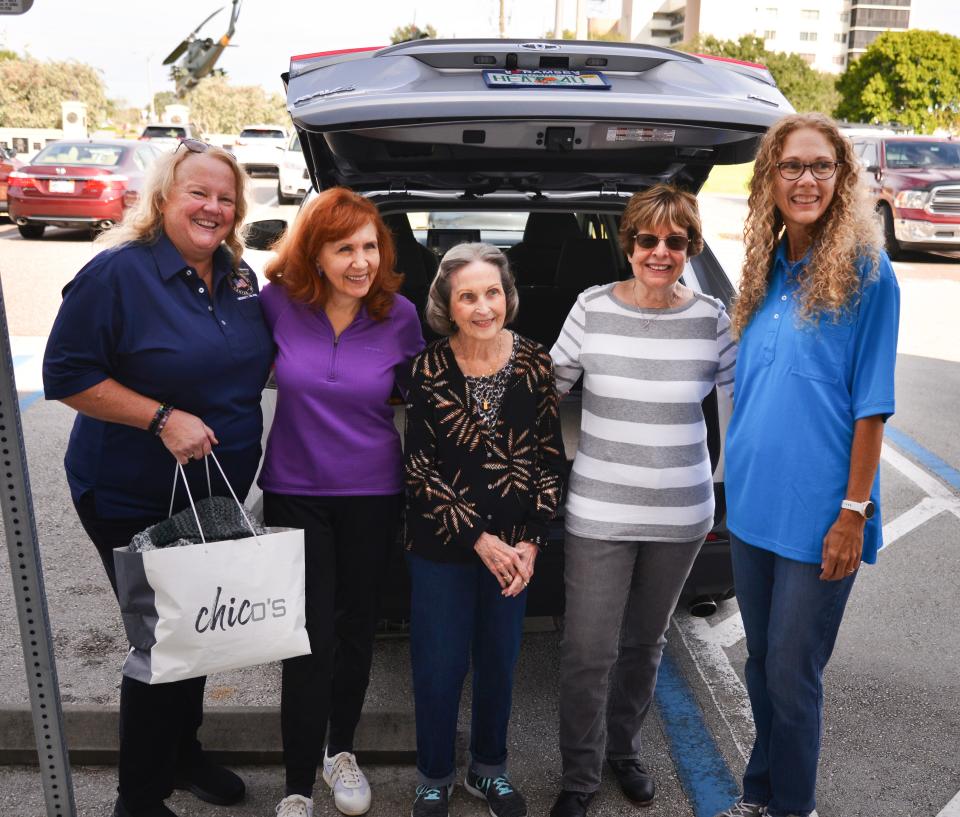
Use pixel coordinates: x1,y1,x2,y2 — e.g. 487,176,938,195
263,491,402,797
74,492,206,812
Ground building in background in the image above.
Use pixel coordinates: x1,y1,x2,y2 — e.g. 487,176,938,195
615,0,913,73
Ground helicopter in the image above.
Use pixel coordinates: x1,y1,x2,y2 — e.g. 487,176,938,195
162,0,243,97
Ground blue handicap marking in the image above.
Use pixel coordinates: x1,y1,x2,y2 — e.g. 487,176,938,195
655,650,741,817
18,391,42,412
885,426,960,492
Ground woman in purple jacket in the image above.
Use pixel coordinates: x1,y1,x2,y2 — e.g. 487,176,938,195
259,188,425,817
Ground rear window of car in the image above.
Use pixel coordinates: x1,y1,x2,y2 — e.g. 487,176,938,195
289,135,302,152
885,141,960,169
142,126,186,139
241,129,286,139
33,144,125,167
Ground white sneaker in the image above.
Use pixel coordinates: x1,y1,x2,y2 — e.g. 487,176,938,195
276,794,314,817
322,750,372,815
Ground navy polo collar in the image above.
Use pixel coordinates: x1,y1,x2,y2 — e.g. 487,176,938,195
150,232,233,284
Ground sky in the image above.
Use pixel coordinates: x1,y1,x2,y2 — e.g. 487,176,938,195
1,0,958,109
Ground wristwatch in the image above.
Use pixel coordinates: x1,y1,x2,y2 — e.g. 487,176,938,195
841,498,875,519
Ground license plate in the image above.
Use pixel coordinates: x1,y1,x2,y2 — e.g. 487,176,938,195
49,179,75,193
483,69,610,89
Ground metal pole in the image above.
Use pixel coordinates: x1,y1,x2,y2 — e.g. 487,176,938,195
0,279,76,815
575,0,588,39
554,0,564,38
499,0,506,37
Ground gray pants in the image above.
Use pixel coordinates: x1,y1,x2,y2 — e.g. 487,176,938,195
558,532,704,792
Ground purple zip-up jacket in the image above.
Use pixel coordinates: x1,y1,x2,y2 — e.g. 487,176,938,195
258,283,424,496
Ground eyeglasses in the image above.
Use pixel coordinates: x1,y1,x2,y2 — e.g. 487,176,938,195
633,233,689,252
775,160,842,180
176,138,211,154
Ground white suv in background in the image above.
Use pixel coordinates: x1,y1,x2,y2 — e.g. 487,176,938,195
231,124,289,176
277,133,308,204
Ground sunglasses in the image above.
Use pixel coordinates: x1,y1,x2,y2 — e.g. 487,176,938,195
176,138,211,154
775,160,842,180
633,233,689,252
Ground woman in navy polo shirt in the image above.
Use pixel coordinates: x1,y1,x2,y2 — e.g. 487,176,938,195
43,142,272,817
715,114,900,817
258,188,424,817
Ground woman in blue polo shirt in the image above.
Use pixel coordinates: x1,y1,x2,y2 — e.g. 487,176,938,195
714,114,899,817
43,142,272,817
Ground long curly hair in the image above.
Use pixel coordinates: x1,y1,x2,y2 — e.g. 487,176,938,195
97,143,248,269
264,187,401,321
732,113,882,338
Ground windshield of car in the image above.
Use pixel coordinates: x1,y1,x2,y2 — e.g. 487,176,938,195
33,144,125,167
142,126,186,139
885,141,960,169
241,129,285,139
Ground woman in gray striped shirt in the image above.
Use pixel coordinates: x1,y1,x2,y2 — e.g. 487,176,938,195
548,185,736,817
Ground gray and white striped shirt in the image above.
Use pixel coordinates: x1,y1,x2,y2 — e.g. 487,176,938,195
550,283,736,543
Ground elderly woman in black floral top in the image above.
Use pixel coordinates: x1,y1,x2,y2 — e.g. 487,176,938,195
404,242,567,817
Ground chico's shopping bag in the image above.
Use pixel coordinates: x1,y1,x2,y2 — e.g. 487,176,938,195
114,455,310,684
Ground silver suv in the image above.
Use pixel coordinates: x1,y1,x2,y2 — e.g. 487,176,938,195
252,38,793,616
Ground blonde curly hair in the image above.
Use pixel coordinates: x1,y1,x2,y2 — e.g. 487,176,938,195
731,113,882,339
96,143,248,269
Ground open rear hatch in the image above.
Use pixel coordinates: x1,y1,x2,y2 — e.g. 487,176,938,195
285,39,791,197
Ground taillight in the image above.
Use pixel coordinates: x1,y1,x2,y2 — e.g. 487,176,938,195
8,171,37,191
83,174,129,195
123,190,139,208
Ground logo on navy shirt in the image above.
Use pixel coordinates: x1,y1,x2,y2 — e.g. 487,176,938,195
229,266,258,300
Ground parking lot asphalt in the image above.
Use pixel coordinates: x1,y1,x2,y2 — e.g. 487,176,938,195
2,186,960,816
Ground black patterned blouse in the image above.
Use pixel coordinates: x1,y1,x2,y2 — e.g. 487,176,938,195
404,333,567,564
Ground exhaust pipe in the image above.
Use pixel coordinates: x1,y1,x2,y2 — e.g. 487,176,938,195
98,220,115,231
687,594,719,617
15,217,27,226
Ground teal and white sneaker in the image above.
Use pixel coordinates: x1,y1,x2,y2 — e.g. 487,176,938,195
464,770,527,817
411,783,453,817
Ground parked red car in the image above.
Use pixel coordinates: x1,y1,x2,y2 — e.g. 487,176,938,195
0,146,24,217
7,139,162,239
850,134,960,258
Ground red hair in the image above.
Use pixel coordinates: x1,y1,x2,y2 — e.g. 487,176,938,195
264,187,401,320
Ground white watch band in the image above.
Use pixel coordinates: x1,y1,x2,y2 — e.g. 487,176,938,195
841,499,868,516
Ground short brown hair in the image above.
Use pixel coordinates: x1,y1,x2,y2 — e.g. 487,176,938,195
618,184,704,258
264,187,402,320
425,242,519,336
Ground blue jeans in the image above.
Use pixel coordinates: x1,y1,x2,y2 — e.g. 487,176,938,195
731,533,857,817
407,553,527,786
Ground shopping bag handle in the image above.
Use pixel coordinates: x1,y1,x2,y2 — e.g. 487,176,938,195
168,451,261,545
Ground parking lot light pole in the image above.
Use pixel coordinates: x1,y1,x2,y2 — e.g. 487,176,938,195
0,279,76,816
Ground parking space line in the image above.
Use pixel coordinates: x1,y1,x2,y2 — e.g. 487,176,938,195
885,427,960,492
656,650,742,817
673,615,752,762
18,391,42,412
938,789,960,817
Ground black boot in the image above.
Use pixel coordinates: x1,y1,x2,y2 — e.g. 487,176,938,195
173,753,245,806
549,790,595,817
607,757,656,806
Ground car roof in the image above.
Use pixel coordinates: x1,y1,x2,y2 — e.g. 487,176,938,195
40,138,143,148
285,38,792,198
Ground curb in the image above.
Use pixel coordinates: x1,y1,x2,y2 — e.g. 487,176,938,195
0,705,418,766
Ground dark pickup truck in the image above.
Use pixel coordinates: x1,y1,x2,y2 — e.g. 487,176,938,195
850,134,960,258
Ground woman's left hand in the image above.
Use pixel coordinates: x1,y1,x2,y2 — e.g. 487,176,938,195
502,540,539,597
820,512,864,581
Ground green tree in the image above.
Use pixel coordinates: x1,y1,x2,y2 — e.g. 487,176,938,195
151,91,179,120
836,29,960,133
678,34,840,115
390,23,437,44
180,75,288,134
0,56,109,128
